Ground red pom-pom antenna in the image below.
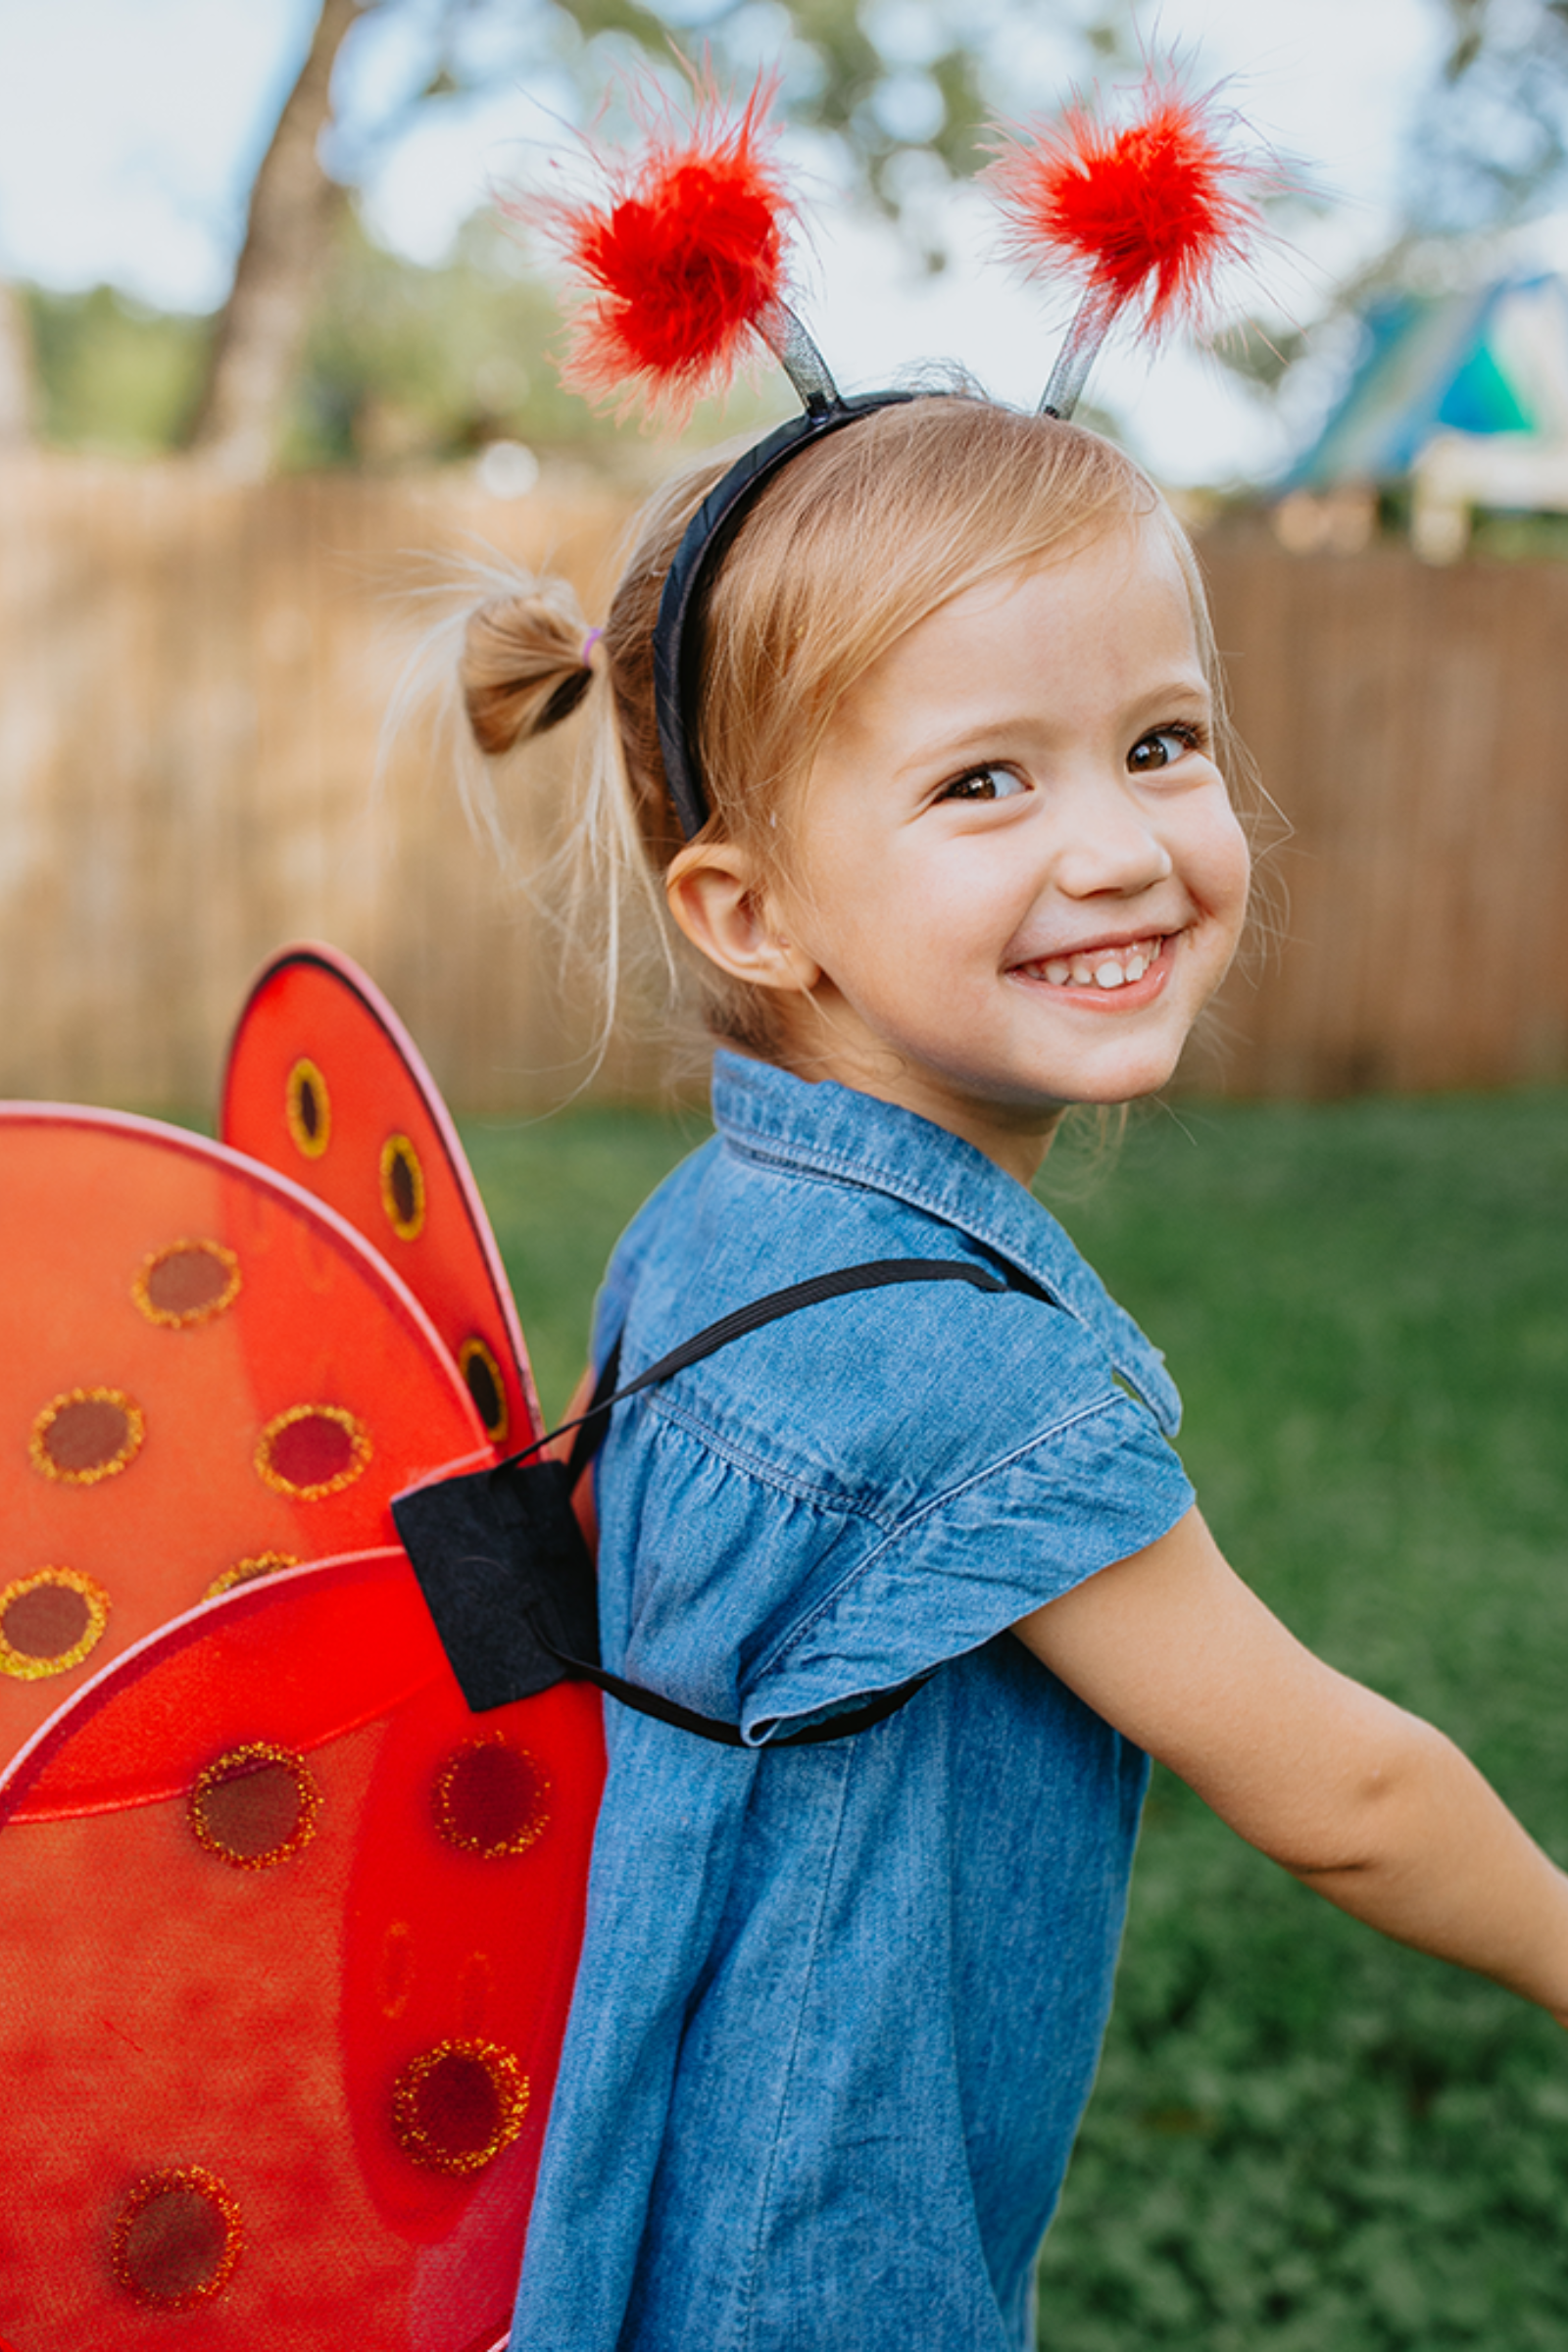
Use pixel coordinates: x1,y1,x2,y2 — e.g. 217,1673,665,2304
987,70,1270,417
523,71,800,421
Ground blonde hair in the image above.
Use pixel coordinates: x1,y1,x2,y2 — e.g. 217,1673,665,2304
459,395,1248,1057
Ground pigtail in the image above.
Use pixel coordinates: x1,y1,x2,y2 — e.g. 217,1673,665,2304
461,582,598,758
443,481,729,1085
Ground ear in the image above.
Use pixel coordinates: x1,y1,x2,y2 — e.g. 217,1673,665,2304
665,842,821,995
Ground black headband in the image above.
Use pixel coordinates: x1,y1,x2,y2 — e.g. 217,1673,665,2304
651,388,918,842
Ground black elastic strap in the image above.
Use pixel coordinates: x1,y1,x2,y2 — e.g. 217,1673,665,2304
538,1256,1027,1744
397,1253,1052,1742
563,1335,624,1490
540,1256,1022,1490
538,1641,932,1749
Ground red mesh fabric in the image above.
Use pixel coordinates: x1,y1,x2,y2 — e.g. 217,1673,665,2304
0,1099,607,2346
0,1554,602,2347
220,947,543,1455
0,1108,488,1770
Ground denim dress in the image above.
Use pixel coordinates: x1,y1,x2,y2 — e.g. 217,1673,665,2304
508,1054,1194,2352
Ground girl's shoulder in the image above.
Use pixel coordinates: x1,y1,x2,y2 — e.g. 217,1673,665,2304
592,1133,723,1350
596,1056,1181,1446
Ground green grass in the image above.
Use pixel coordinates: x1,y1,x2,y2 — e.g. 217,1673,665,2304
458,1101,715,1421
459,1087,1568,2350
1032,1092,1568,2351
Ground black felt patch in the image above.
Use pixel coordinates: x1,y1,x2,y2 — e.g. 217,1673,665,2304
394,1457,599,1713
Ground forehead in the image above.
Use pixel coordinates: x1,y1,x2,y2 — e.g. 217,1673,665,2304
826,518,1206,748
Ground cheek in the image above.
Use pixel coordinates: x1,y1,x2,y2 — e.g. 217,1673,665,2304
1190,801,1252,940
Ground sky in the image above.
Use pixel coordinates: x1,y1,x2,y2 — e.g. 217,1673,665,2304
0,0,1450,484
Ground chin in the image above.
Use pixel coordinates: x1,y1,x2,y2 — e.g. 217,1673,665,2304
1016,1042,1190,1110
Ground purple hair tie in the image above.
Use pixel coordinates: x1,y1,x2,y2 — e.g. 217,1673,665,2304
581,626,604,667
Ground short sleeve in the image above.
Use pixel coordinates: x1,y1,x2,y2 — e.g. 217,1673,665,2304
740,1393,1194,1743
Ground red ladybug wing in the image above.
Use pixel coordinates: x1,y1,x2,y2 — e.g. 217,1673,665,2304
220,944,542,1452
0,1106,487,1775
5,1548,435,1822
0,1552,604,2350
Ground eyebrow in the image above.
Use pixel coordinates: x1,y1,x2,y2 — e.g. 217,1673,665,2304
1122,673,1214,716
886,677,1213,774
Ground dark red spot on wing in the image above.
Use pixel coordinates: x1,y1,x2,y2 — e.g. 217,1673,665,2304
188,1743,319,1868
0,1567,109,1679
392,2039,527,2174
459,1338,507,1442
433,1739,549,1858
285,1056,330,1158
137,1239,240,1326
255,1405,369,1497
4,1581,87,1658
380,1135,425,1239
30,1389,142,1483
111,2169,242,2310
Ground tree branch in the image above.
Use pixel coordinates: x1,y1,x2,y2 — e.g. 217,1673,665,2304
186,0,367,477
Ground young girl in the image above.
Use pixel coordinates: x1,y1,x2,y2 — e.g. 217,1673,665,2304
456,392,1568,2352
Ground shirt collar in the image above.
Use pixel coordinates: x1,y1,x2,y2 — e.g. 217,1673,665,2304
710,1051,1181,1432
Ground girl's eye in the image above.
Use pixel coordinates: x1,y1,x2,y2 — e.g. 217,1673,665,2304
938,763,1028,804
1128,724,1202,775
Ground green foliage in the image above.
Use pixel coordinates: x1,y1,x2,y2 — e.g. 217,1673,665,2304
280,210,612,471
281,208,791,468
396,0,1135,242
458,1084,1568,2347
16,1,1144,466
17,209,788,470
1035,1089,1568,2349
458,1100,712,1417
22,283,211,456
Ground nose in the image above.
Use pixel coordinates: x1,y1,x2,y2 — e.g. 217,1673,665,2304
1051,772,1175,901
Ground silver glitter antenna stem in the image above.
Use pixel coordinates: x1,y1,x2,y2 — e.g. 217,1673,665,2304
758,299,843,414
1039,289,1116,420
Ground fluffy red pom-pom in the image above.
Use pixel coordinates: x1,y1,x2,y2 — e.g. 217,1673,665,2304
987,70,1265,338
524,72,794,420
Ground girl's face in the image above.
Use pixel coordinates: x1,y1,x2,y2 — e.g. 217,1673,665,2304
764,518,1250,1184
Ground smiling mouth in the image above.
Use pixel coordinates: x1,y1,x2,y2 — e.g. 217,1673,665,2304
1013,935,1169,992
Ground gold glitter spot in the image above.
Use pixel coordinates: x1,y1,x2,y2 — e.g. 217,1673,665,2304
285,1056,330,1160
0,1567,110,1680
111,2166,242,2310
203,1551,297,1601
29,1387,144,1486
189,1742,319,1869
432,1738,549,1860
458,1337,509,1445
379,1133,426,1242
391,2038,528,2175
133,1238,241,1329
254,1403,370,1499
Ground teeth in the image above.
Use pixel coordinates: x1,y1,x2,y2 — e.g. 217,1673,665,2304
1032,938,1161,989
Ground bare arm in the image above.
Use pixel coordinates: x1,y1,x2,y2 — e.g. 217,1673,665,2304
1015,1506,1568,2026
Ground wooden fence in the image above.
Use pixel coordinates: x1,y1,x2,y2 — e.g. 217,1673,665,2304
0,453,633,1111
0,454,1565,1109
1192,530,1568,1096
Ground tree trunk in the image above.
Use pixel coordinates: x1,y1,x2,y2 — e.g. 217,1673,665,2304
0,279,33,447
186,0,366,478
